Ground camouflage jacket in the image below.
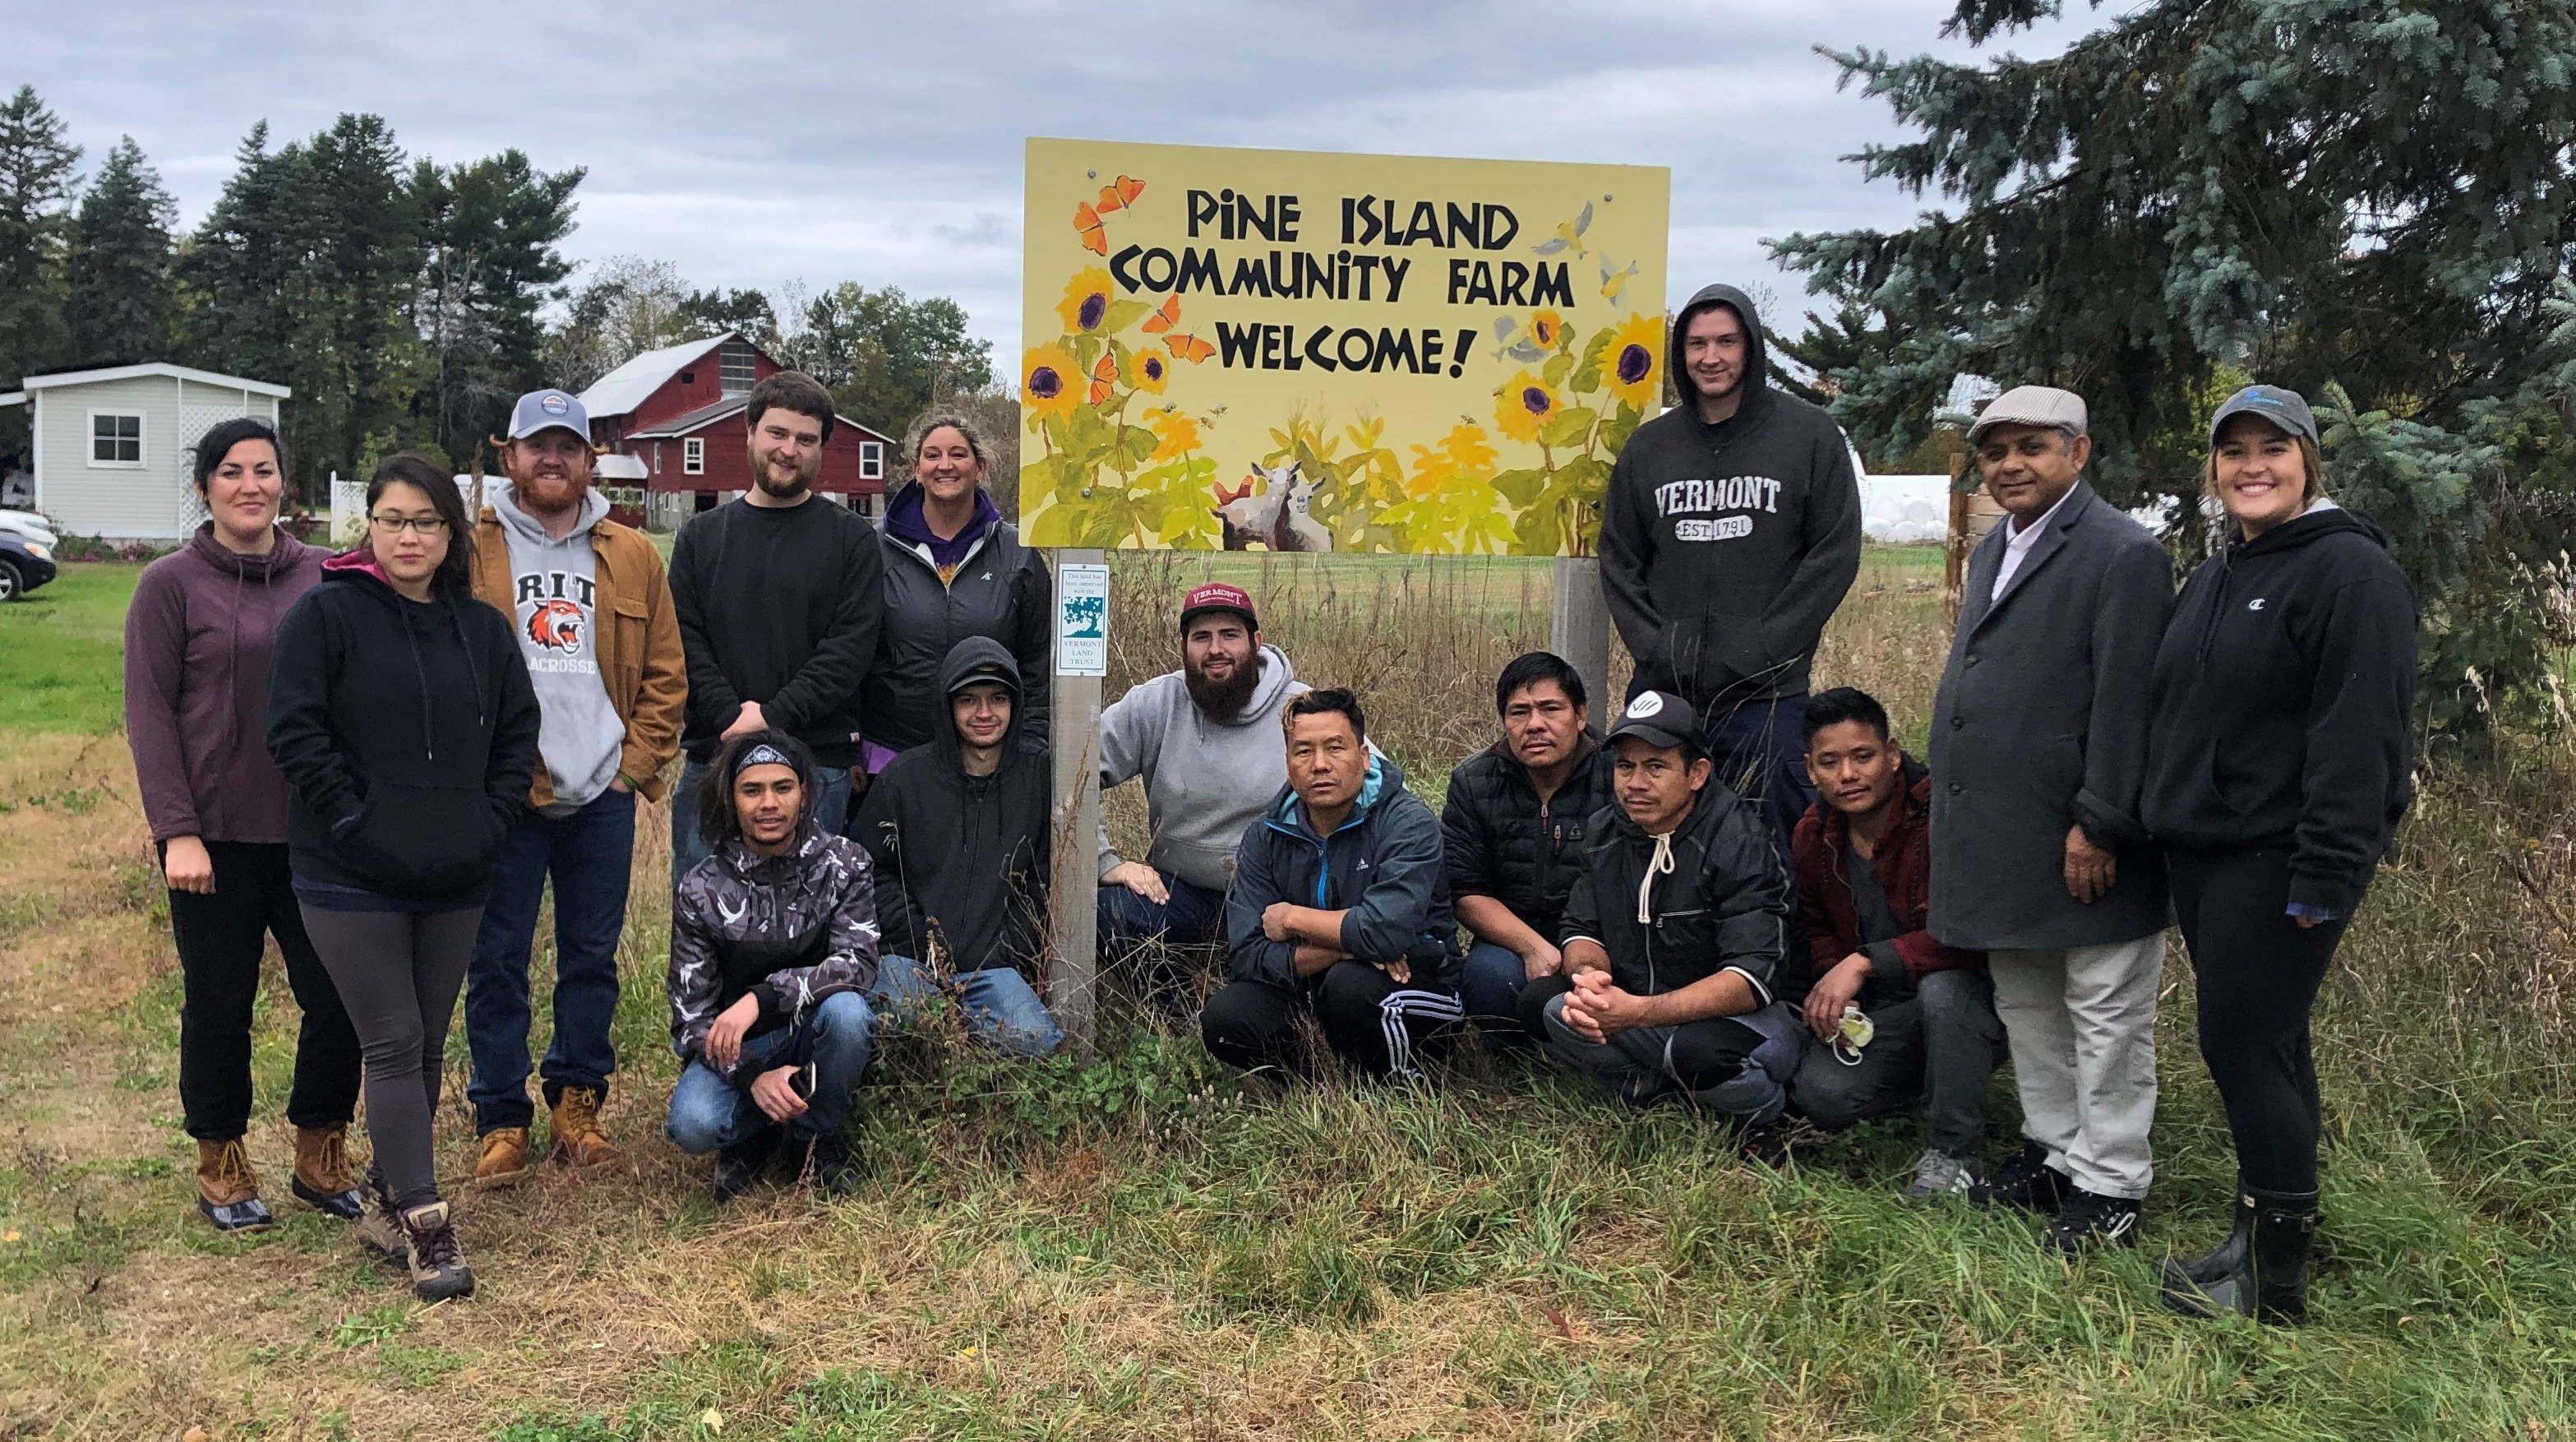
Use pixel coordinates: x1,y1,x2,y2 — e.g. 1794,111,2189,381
667,828,880,1084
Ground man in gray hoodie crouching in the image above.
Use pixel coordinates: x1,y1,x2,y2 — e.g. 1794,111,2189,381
1097,583,1309,996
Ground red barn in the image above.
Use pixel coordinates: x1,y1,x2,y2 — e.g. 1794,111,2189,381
577,332,896,515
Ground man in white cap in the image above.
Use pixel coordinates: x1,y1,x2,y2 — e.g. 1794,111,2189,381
464,388,686,1184
1929,385,2173,1253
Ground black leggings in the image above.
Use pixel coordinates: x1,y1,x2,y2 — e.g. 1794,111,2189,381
167,841,361,1139
298,905,480,1209
2169,846,2357,1195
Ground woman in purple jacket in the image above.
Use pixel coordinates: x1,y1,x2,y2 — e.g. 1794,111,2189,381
123,418,364,1232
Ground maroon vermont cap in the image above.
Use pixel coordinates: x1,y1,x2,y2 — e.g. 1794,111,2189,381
1179,582,1258,633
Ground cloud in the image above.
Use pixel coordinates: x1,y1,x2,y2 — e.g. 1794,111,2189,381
7,0,2094,360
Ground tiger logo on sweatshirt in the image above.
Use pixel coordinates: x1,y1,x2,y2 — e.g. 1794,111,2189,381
526,597,586,656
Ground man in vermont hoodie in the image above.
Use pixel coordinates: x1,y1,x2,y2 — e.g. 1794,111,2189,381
1598,284,1863,857
1200,689,1461,1082
1096,584,1309,983
849,636,1064,1056
463,390,687,1184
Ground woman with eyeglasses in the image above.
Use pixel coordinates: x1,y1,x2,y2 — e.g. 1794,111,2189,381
266,454,538,1301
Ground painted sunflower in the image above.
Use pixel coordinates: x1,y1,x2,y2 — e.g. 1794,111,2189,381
1056,267,1116,335
1495,370,1560,443
1131,349,1170,395
1023,344,1080,422
1604,312,1664,409
1530,309,1566,350
1146,406,1200,461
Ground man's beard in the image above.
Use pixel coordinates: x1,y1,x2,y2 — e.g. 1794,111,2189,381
750,449,818,500
1185,650,1262,719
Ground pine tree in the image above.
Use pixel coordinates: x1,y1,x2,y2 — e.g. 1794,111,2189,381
176,124,303,417
415,150,582,469
1773,0,2576,730
65,136,176,365
0,85,81,391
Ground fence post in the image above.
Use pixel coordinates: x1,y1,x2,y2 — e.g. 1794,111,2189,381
1552,556,1612,712
1047,549,1109,1057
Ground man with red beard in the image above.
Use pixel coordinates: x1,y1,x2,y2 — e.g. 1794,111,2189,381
1096,584,1309,998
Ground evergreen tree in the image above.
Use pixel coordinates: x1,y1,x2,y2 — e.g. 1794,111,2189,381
0,84,80,415
176,123,302,399
1773,0,2576,729
65,136,176,365
415,150,582,469
294,114,424,480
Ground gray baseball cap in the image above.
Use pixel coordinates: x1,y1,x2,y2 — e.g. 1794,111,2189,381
508,388,589,441
1968,385,2089,444
2209,384,2317,444
1605,690,1698,752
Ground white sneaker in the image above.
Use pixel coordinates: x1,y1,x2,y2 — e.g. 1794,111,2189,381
1904,1148,1979,1200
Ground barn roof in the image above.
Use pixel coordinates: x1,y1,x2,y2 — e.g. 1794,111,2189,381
577,333,736,421
626,395,892,445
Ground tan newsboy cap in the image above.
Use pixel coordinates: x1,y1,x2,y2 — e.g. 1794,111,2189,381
1969,385,2089,443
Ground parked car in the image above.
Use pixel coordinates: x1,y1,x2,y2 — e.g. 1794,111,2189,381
0,531,57,602
0,509,55,548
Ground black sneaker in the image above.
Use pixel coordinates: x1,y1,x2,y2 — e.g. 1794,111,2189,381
802,1135,861,1198
712,1128,780,1203
1731,1116,1791,1169
2044,1186,2143,1255
1971,1140,2074,1213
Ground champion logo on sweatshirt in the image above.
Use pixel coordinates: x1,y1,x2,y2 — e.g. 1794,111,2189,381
2248,598,2268,611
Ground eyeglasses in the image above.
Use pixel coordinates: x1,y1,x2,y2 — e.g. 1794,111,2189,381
369,514,449,534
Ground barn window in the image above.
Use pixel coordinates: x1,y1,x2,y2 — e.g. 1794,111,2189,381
88,411,145,467
718,341,755,396
859,441,884,481
684,437,705,475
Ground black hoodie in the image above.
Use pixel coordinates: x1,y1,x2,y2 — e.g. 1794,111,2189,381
1598,284,1863,710
2142,505,2417,915
1558,771,1789,1004
848,635,1050,972
265,552,539,905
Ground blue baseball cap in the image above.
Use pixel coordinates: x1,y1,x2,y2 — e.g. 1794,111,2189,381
2209,385,2317,444
508,388,589,441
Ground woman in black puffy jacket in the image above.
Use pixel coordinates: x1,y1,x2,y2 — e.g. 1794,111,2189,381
267,453,537,1301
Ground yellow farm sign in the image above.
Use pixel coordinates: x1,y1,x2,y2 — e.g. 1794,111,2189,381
1020,138,1669,554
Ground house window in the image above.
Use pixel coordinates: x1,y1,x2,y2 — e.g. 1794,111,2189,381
859,441,884,481
89,411,145,467
718,341,755,396
684,437,705,475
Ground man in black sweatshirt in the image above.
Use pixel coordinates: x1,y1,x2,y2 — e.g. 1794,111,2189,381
1598,284,1863,862
668,371,886,889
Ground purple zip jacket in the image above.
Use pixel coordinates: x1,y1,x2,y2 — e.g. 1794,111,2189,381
123,523,326,843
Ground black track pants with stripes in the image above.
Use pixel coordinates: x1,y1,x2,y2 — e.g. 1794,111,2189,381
1200,962,1463,1081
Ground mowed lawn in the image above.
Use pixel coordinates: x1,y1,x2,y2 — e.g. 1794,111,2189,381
0,548,2571,1440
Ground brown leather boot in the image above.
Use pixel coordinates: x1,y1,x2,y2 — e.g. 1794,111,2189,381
473,1126,532,1187
195,1138,274,1232
290,1124,364,1219
548,1087,621,1169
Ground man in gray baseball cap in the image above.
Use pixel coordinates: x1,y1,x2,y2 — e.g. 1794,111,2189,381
1931,382,2174,1253
508,388,590,441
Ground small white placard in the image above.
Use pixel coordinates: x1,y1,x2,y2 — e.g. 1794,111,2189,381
1055,563,1110,677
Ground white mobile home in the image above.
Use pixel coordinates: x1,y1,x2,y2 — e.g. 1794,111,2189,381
0,363,289,540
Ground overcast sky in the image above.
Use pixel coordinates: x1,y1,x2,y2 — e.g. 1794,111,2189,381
8,1,2096,362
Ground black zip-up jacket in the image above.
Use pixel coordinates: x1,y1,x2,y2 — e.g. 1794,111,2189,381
1559,778,1789,1004
265,552,539,903
668,826,879,1084
1440,730,1614,942
1599,283,1863,711
670,494,886,767
2143,505,2417,915
860,487,1053,755
848,635,1050,972
1225,753,1459,991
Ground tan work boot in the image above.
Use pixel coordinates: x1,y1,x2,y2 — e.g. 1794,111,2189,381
351,1173,405,1259
548,1087,622,1169
290,1123,365,1219
473,1126,532,1187
397,1199,474,1302
195,1138,274,1232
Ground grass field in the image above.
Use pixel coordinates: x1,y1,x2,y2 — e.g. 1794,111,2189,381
1,550,2572,1440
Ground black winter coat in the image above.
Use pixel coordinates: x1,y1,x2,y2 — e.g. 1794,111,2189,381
848,635,1050,972
860,489,1053,756
265,553,538,904
1226,753,1459,991
2143,505,2417,915
1560,779,1789,1003
1440,731,1614,942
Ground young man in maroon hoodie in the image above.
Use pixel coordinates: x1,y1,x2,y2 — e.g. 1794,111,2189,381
1785,687,2006,1199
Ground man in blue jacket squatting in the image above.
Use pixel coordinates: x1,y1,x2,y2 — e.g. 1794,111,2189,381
1199,688,1462,1081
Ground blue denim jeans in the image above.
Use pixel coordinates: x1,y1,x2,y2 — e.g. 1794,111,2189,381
1461,940,1533,1028
873,953,1064,1057
464,786,635,1134
1097,870,1229,954
664,991,876,1153
670,756,852,890
1702,693,1816,865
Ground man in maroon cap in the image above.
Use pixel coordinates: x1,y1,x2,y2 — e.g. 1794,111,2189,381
1096,583,1310,996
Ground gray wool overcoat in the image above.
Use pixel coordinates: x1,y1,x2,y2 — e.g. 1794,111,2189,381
1927,481,2174,950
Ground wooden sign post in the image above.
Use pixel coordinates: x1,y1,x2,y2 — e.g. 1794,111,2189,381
1552,556,1612,710
1046,549,1109,1056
